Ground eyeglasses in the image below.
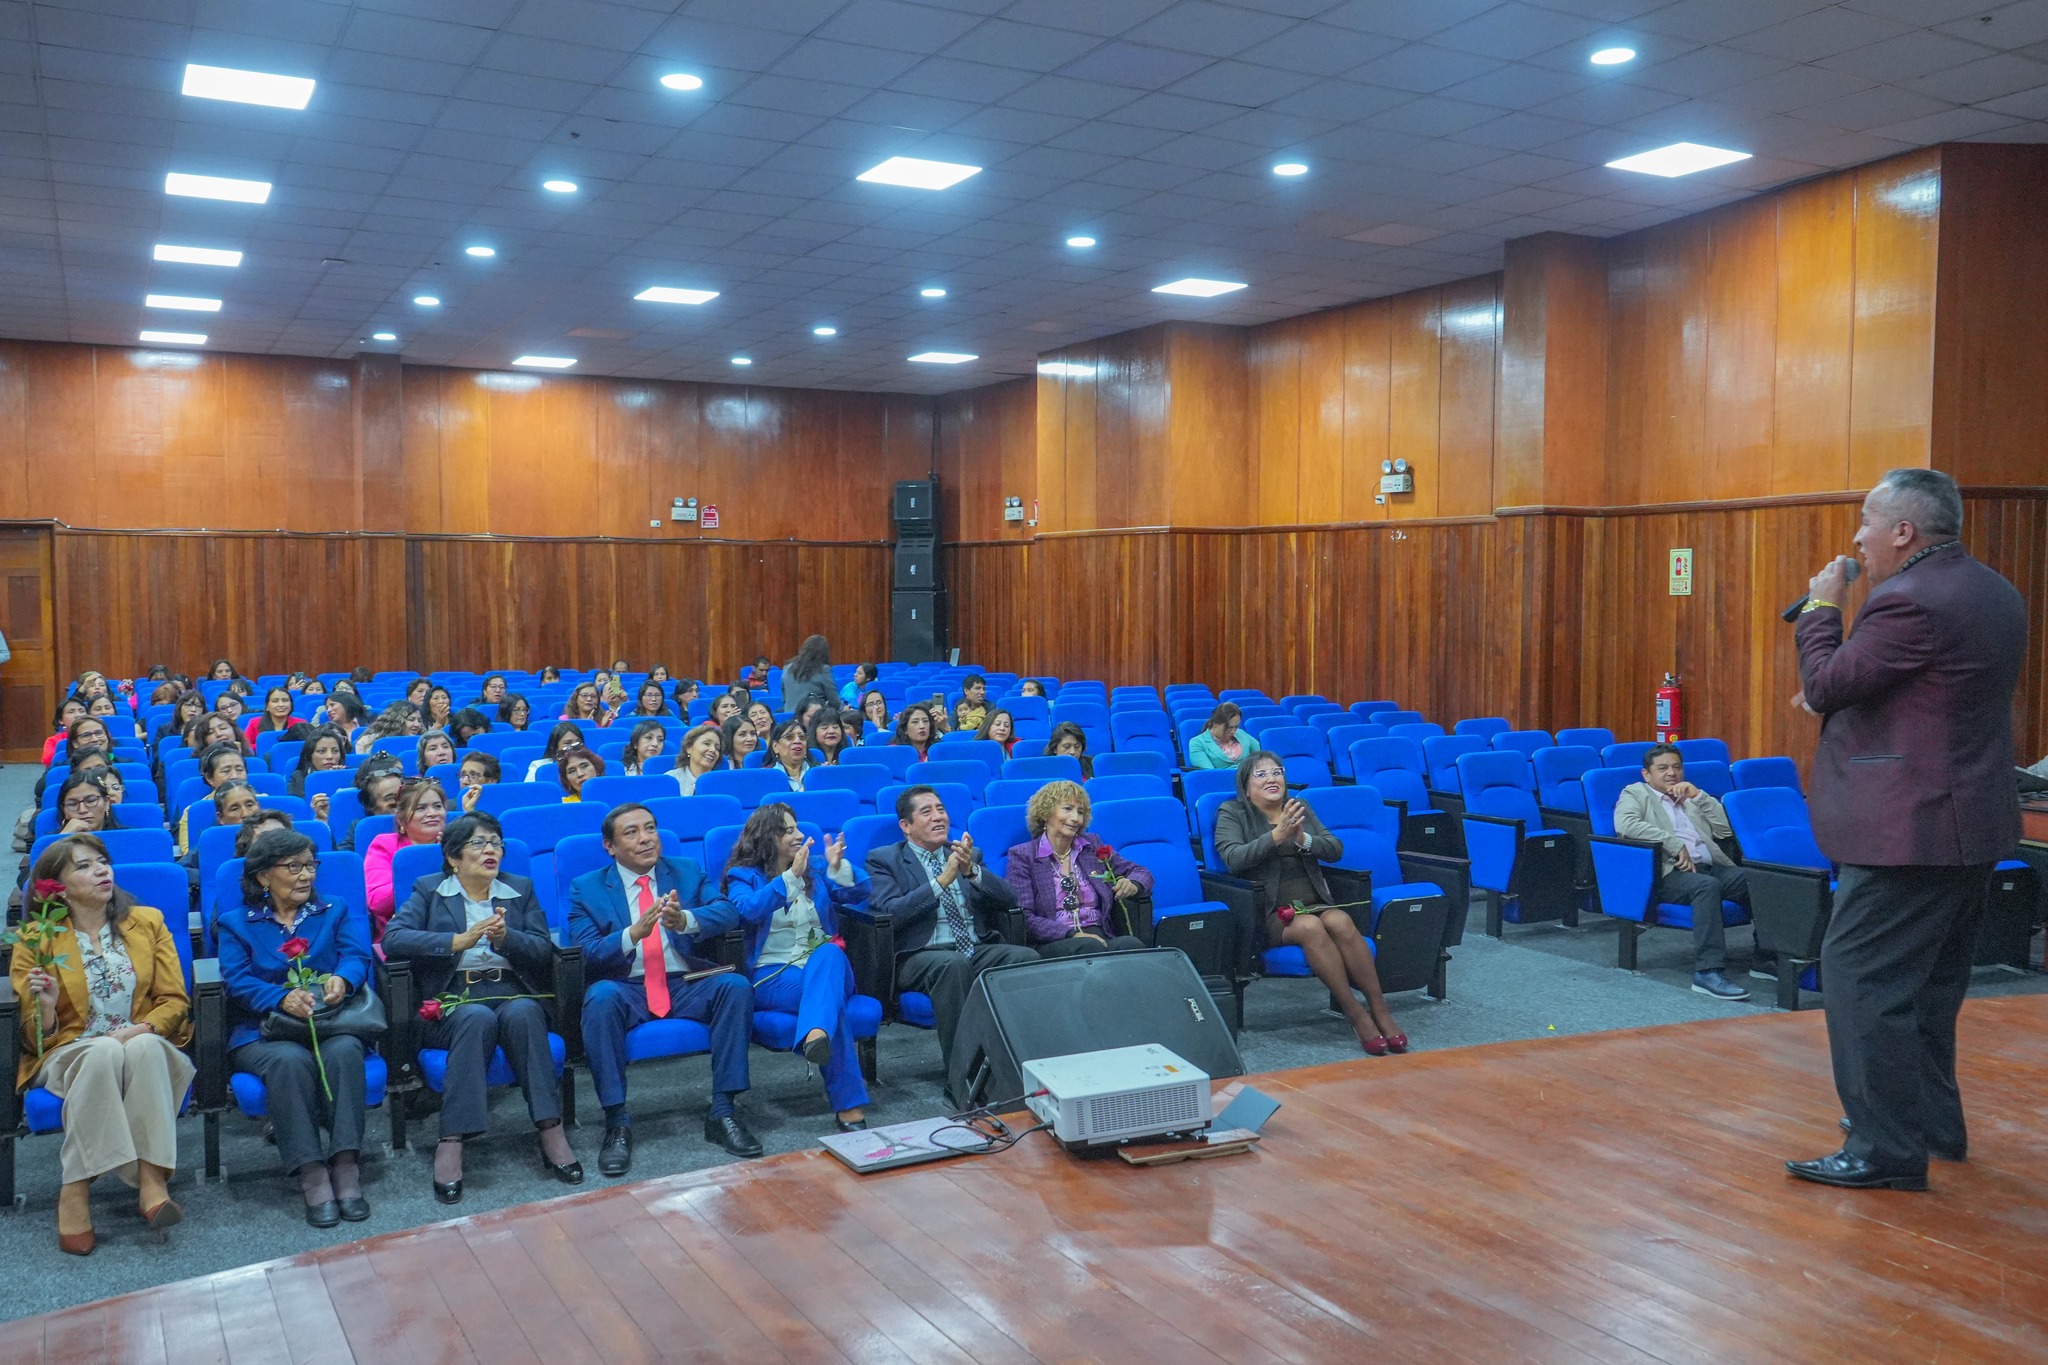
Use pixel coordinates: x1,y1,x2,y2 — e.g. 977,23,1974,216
462,838,504,853
280,859,319,876
62,794,106,813
1250,768,1287,782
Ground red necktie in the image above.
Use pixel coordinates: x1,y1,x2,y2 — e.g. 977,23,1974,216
637,874,670,1018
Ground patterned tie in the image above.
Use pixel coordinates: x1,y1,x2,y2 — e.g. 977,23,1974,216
637,874,670,1018
922,845,975,957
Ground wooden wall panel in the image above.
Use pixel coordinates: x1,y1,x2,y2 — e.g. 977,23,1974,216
1494,233,1608,510
936,379,1035,544
1436,275,1500,519
1165,324,1250,526
1848,150,1941,486
1771,174,1855,496
1385,287,1445,519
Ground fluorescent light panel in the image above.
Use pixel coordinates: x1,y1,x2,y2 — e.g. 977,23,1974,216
813,326,837,336
1065,236,1096,248
919,287,947,298
146,294,221,312
164,171,271,204
413,295,440,306
1272,162,1308,176
1590,47,1637,65
465,245,495,257
511,355,575,369
635,286,719,305
153,243,241,267
660,73,704,91
1153,277,1247,297
542,180,577,193
181,63,315,110
908,351,976,364
857,156,981,190
731,357,753,366
1606,142,1750,177
371,332,396,341
139,330,206,345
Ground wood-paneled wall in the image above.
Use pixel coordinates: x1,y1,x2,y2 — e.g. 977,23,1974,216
0,344,934,541
935,377,1035,543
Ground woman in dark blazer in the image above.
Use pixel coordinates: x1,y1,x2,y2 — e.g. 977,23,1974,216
384,811,581,1202
1003,780,1149,955
1214,750,1406,1056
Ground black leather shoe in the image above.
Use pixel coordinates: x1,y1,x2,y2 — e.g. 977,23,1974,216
834,1117,867,1132
433,1179,462,1205
305,1200,342,1228
598,1124,633,1177
539,1137,585,1185
801,1031,832,1066
1786,1148,1927,1191
1839,1117,1965,1162
337,1197,370,1222
705,1113,763,1158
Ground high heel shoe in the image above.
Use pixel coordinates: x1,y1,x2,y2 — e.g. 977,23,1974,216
538,1136,585,1186
57,1226,95,1256
140,1197,183,1231
433,1178,463,1205
1359,1034,1390,1057
1383,1032,1409,1054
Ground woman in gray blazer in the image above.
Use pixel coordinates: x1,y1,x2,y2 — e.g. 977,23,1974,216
384,811,582,1203
1214,751,1407,1055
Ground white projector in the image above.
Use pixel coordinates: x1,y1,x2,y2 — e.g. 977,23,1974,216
1023,1044,1211,1147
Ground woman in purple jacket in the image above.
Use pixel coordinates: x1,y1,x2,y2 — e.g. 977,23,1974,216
1003,781,1150,956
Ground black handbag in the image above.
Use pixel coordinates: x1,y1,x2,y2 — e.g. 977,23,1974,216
260,985,388,1045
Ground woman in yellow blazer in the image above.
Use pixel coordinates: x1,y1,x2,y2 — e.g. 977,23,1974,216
13,834,193,1256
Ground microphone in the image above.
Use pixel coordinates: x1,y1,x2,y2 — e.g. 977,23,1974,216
1783,559,1860,622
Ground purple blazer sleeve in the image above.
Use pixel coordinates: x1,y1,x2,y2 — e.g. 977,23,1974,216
1796,595,1934,715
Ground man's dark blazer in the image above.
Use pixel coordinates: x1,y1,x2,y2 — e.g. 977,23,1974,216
865,839,1018,957
566,856,737,982
1796,545,2026,866
383,872,557,1002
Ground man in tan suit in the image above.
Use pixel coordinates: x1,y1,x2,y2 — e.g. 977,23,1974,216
1613,744,1752,1000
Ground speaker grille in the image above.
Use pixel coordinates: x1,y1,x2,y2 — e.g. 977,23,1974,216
1082,1083,1206,1137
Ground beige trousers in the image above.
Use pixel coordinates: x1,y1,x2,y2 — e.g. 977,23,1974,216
35,1033,194,1186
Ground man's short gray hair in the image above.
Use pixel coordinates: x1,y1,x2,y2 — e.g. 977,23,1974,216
1872,468,1963,538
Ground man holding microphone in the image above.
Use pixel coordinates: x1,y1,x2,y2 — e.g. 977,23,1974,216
1786,468,2026,1191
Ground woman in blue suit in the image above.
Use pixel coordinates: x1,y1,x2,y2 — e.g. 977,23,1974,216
720,802,871,1130
216,828,375,1228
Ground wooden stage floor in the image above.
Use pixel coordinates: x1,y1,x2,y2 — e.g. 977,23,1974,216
5,996,2047,1363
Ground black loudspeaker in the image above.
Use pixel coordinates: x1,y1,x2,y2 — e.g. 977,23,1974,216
947,949,1244,1110
891,590,945,662
894,534,938,590
893,479,938,531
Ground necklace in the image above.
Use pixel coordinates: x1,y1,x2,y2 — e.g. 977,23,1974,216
1895,540,1960,576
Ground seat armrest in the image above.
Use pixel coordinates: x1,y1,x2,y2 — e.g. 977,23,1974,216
193,958,228,1111
378,959,417,1087
1196,871,1262,980
835,906,896,1008
552,946,586,1059
1460,812,1525,834
0,977,19,1133
1323,866,1375,937
998,906,1027,946
710,927,747,968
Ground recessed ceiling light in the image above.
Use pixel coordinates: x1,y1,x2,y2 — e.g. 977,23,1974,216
1153,277,1248,297
1066,236,1096,248
164,171,271,204
371,332,397,341
1272,162,1309,177
542,179,578,194
181,63,315,110
1590,47,1637,65
511,355,575,369
153,243,241,267
413,295,440,307
634,286,719,305
857,156,982,190
731,356,753,367
1606,141,1751,177
146,294,221,312
139,330,206,345
812,326,837,337
660,72,704,91
919,287,947,298
908,352,977,364
465,245,496,258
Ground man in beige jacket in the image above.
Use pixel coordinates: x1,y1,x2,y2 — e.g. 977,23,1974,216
1613,743,1753,1001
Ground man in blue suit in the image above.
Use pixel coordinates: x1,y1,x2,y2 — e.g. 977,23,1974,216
568,802,760,1173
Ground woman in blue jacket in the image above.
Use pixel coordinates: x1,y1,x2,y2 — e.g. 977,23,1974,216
216,828,375,1228
720,802,870,1130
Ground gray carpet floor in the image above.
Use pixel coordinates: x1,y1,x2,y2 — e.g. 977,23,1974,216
1,762,2040,1319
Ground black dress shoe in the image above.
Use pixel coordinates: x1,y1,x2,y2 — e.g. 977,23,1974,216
834,1117,867,1132
598,1124,633,1177
801,1031,832,1066
433,1179,462,1205
305,1200,342,1228
337,1197,370,1222
539,1137,585,1185
1786,1148,1927,1191
705,1113,764,1158
1839,1116,1966,1162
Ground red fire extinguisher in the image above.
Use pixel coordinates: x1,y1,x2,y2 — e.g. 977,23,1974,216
1655,673,1683,742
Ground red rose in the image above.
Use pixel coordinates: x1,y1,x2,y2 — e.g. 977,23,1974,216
1096,844,1114,862
31,879,66,903
829,935,846,950
417,999,443,1023
279,936,312,960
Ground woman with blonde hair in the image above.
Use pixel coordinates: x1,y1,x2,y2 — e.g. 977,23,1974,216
1003,781,1151,956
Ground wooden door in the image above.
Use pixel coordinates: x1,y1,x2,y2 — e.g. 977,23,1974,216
0,525,57,761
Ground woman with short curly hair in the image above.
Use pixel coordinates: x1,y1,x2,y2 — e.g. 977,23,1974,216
1004,780,1150,956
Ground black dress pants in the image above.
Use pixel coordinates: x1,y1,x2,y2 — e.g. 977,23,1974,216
1822,862,1990,1171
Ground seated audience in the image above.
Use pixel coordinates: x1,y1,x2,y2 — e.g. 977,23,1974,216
623,681,674,721
1005,781,1150,955
447,708,492,748
1217,751,1405,1055
497,693,531,731
184,710,252,765
955,675,989,733
567,803,759,1173
720,715,761,769
647,664,670,685
300,677,326,697
1188,702,1256,770
364,779,448,939
841,663,878,705
744,698,777,739
923,699,953,736
982,708,1019,757
538,666,561,685
50,771,120,838
321,692,368,735
290,726,350,804
765,720,816,791
355,702,421,755
177,742,250,857
14,835,194,1255
893,705,935,761
475,675,509,708
417,730,457,774
1017,679,1047,699
422,687,455,731
235,809,295,856
455,750,500,812
563,682,613,728
40,696,89,765
670,723,724,795
857,689,891,736
86,692,137,741
722,803,869,1129
780,634,838,716
808,708,852,765
182,781,264,882
206,659,239,682
556,747,604,801
526,722,587,782
216,829,374,1228
154,691,208,747
38,716,116,799
1043,721,1095,780
1613,743,1755,1001
670,679,699,715
742,655,772,689
211,691,245,726
708,692,743,727
865,787,1035,1090
344,761,404,850
244,687,304,743
384,811,581,1203
403,678,432,711
619,719,668,776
